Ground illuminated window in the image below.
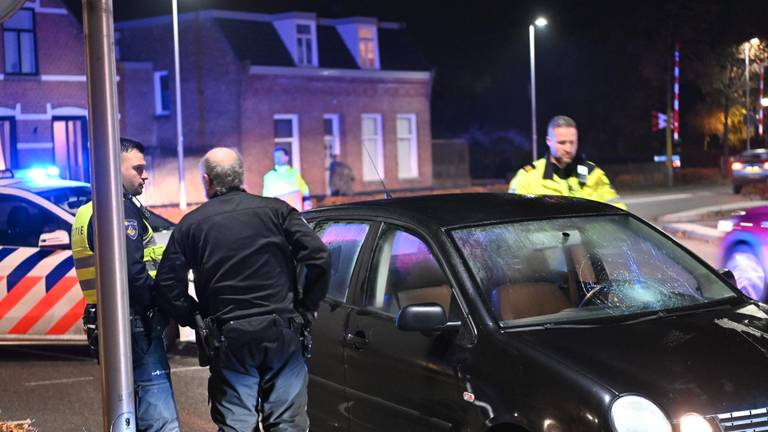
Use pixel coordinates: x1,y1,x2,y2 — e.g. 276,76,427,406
361,114,383,181
358,26,376,68
296,23,314,66
315,222,370,301
3,9,37,75
153,71,171,116
396,114,418,178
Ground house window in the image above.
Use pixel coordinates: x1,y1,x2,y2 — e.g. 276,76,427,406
153,71,171,116
396,114,419,179
274,114,301,170
358,26,377,69
0,118,15,170
3,9,37,75
361,114,384,182
296,23,313,66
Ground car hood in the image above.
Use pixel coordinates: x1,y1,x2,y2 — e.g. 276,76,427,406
512,303,768,419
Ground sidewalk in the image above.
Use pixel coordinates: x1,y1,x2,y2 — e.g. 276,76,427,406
658,200,768,243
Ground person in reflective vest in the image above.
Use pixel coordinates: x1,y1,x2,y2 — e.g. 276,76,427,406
71,138,180,431
508,115,627,209
262,146,312,211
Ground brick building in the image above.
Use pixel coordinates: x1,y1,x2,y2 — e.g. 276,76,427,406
1,3,434,206
116,10,434,205
0,0,90,182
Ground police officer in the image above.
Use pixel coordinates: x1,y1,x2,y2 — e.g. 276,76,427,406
154,147,330,431
72,138,180,431
509,115,626,209
262,146,312,211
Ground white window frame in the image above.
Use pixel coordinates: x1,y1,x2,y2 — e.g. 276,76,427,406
273,114,301,171
295,21,317,67
396,114,419,179
361,114,384,182
3,8,38,75
323,114,341,156
153,71,170,116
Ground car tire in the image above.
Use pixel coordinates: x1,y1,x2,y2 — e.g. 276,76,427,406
724,244,767,301
733,184,743,194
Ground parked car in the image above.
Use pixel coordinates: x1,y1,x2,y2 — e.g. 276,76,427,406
305,193,768,432
730,148,768,194
719,205,768,301
0,168,188,345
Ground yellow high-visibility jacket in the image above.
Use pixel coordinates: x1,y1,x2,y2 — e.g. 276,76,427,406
508,157,627,209
262,165,310,210
71,201,164,304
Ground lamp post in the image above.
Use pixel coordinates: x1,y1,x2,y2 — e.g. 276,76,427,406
529,17,547,162
745,37,760,151
172,0,187,209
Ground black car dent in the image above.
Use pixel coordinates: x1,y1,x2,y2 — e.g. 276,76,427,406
303,193,768,432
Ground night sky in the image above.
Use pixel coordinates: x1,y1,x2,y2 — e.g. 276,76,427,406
94,1,768,176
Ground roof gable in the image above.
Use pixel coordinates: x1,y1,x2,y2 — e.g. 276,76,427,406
214,18,294,66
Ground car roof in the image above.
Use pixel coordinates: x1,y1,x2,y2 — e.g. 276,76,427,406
0,178,90,193
305,193,625,228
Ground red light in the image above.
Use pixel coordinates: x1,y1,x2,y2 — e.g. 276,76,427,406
762,162,768,170
732,162,744,170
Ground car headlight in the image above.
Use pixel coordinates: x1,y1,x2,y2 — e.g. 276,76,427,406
610,395,671,432
679,413,713,432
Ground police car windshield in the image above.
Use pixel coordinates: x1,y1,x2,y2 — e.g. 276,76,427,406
37,186,91,215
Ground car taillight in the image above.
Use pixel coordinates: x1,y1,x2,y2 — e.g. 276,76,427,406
732,162,744,170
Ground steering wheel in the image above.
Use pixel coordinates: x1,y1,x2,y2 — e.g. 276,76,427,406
578,283,613,308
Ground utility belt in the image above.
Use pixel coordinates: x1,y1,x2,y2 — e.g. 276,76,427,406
194,312,311,367
82,305,167,361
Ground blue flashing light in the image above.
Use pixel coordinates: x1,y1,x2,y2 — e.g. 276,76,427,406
17,166,63,182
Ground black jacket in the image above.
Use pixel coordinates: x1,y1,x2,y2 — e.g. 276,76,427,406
154,189,331,326
87,193,155,313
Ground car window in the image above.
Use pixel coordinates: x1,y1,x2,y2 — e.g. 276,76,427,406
367,225,456,318
0,194,69,247
37,186,91,215
315,221,370,302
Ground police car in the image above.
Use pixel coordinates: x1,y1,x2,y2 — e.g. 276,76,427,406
0,167,186,345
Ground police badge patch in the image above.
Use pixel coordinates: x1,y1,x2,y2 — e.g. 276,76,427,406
125,219,139,240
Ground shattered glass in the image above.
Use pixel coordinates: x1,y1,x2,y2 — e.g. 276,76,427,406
451,215,738,327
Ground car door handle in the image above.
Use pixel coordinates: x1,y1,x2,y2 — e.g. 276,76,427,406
344,332,369,350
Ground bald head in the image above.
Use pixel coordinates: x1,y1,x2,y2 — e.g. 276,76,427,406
200,147,245,198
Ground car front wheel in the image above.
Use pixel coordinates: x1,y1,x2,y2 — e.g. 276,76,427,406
725,244,767,301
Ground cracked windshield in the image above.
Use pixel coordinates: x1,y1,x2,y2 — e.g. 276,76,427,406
452,215,738,327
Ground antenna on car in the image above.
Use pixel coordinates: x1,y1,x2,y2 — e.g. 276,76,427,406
361,142,392,199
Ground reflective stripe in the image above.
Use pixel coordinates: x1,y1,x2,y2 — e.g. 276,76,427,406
74,255,95,268
75,267,95,281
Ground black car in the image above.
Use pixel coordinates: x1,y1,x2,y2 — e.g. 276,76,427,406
304,193,768,432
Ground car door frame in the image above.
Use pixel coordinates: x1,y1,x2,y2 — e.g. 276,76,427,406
341,215,478,431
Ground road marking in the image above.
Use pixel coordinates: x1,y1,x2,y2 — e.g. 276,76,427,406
623,193,695,205
171,365,207,373
25,376,94,386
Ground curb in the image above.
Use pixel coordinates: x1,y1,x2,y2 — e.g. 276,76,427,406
661,222,724,243
657,200,768,224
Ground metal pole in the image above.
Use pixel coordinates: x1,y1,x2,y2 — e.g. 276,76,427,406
746,44,751,151
81,1,136,430
172,0,187,209
529,24,538,162
759,62,765,137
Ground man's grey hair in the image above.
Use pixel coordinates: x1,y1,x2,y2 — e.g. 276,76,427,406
200,149,245,195
547,115,577,136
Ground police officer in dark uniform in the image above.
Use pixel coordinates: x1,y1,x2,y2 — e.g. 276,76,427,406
72,138,180,431
154,147,330,431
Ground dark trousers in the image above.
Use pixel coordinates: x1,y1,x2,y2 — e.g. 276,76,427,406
209,315,308,432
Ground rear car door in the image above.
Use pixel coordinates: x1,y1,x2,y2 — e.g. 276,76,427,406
344,223,469,431
0,193,83,341
309,220,377,432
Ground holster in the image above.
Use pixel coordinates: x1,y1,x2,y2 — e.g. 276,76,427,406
83,304,98,361
194,314,222,367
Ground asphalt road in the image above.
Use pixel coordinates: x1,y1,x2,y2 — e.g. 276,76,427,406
0,183,745,430
0,344,210,431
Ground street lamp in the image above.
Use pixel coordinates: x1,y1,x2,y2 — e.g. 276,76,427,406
171,0,187,209
529,17,547,162
745,37,760,150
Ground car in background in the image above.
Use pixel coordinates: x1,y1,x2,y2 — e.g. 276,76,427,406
730,148,768,193
304,193,768,432
719,205,768,301
0,167,188,345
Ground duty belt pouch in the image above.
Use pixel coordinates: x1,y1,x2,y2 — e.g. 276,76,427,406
221,314,283,347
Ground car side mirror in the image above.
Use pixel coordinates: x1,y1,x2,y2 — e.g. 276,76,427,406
396,303,448,332
720,269,738,287
39,230,70,248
